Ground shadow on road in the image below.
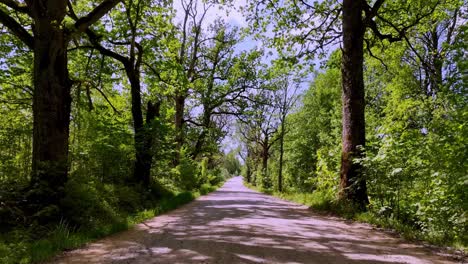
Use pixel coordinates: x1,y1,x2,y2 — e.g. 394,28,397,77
52,177,453,264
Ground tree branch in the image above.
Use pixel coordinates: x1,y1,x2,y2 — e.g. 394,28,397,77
0,8,33,48
86,29,129,64
366,18,403,43
367,1,439,43
364,38,388,70
94,85,121,114
74,0,122,33
0,0,29,14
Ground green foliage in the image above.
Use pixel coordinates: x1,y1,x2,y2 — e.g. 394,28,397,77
199,158,226,187
172,148,201,191
199,183,216,195
61,178,121,228
223,151,241,176
357,33,468,246
283,57,341,192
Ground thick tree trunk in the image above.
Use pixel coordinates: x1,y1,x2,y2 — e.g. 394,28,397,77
127,67,158,186
173,94,185,165
339,0,369,208
30,1,71,212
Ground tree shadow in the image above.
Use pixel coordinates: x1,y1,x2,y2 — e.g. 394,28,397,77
52,177,453,264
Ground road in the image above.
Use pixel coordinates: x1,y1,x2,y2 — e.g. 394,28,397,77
51,176,458,264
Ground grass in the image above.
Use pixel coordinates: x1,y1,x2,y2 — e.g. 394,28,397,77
245,182,468,254
0,183,223,264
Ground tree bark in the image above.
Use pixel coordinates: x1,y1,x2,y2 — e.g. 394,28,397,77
126,66,159,186
193,107,211,159
262,138,269,174
429,28,443,96
174,94,185,165
278,121,285,192
246,149,252,183
29,0,71,210
339,0,369,208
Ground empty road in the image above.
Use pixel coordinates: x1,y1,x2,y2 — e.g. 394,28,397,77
51,176,459,264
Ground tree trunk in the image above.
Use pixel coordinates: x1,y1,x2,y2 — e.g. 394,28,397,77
30,1,71,213
127,66,159,186
193,108,211,159
262,139,269,174
339,0,369,208
278,121,285,192
173,94,185,165
429,28,443,96
246,162,251,183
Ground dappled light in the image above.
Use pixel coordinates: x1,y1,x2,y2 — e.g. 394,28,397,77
51,177,454,264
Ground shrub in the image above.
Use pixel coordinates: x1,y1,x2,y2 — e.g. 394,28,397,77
61,177,122,228
173,148,201,191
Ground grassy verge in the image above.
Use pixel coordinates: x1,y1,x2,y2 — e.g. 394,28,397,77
245,182,467,254
0,182,223,264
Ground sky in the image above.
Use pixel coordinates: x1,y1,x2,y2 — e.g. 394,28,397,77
172,0,248,28
171,0,259,54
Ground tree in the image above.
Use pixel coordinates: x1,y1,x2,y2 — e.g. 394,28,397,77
82,0,169,186
244,0,440,208
190,26,264,160
238,89,281,188
171,0,213,165
273,74,299,192
0,0,121,212
190,21,239,159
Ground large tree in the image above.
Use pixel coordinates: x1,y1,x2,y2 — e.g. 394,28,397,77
0,0,121,212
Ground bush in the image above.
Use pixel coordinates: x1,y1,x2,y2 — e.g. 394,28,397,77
199,183,215,195
61,177,123,228
172,148,201,191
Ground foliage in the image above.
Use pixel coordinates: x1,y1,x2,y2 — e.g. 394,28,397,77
223,151,241,176
172,147,202,191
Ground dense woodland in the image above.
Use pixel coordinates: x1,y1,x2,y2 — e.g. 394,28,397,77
0,0,466,262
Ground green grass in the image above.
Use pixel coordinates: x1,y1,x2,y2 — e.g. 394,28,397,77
245,182,467,253
0,184,222,264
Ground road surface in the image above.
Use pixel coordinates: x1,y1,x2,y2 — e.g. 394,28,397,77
51,176,459,264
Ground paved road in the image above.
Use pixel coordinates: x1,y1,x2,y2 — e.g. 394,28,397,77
51,177,458,264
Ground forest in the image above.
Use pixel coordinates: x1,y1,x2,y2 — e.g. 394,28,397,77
0,0,466,263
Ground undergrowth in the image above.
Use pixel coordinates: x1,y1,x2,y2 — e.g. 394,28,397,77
0,181,223,264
